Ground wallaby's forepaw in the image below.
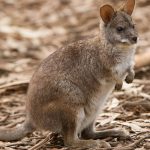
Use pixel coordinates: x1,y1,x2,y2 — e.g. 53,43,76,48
115,83,123,90
125,70,135,83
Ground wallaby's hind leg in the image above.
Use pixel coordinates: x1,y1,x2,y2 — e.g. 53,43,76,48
81,123,130,140
0,119,35,141
63,121,100,148
62,112,110,148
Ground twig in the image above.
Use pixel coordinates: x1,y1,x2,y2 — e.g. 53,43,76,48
135,51,150,69
0,80,29,90
0,115,9,122
29,132,54,150
140,92,150,100
122,99,150,111
133,79,150,85
115,134,150,150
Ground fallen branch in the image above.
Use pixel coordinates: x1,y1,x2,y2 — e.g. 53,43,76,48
115,134,150,150
122,99,150,111
133,79,150,85
29,132,54,150
0,80,29,91
135,51,150,69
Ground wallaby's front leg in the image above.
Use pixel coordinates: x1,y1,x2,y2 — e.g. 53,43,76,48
125,68,135,83
113,70,124,90
114,67,135,90
81,123,130,140
115,69,135,90
115,82,123,90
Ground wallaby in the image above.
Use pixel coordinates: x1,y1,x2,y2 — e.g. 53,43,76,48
0,0,138,148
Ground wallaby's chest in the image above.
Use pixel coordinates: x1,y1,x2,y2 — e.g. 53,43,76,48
114,47,135,79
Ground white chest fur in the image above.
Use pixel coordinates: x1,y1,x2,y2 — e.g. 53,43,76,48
114,44,136,80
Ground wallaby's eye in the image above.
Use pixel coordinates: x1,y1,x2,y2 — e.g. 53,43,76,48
117,26,124,32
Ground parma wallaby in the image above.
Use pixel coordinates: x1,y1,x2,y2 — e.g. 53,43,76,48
0,0,138,148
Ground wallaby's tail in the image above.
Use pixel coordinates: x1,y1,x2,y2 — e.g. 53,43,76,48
0,120,35,141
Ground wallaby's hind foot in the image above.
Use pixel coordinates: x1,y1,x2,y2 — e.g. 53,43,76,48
0,120,35,141
81,123,130,140
81,127,130,140
62,117,111,148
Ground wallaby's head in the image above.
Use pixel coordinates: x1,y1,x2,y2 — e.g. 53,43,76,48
100,0,138,46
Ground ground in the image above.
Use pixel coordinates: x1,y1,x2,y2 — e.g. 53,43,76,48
0,0,150,149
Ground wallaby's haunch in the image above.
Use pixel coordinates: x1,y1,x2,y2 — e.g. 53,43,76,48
0,0,138,148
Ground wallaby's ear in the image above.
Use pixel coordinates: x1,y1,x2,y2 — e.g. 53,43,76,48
100,5,115,24
122,0,135,15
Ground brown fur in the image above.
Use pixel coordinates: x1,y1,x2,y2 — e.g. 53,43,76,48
0,0,138,148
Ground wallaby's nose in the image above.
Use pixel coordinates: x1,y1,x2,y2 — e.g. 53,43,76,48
132,36,137,43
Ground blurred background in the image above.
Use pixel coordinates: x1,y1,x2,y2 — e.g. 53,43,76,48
0,0,149,149
0,0,149,78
